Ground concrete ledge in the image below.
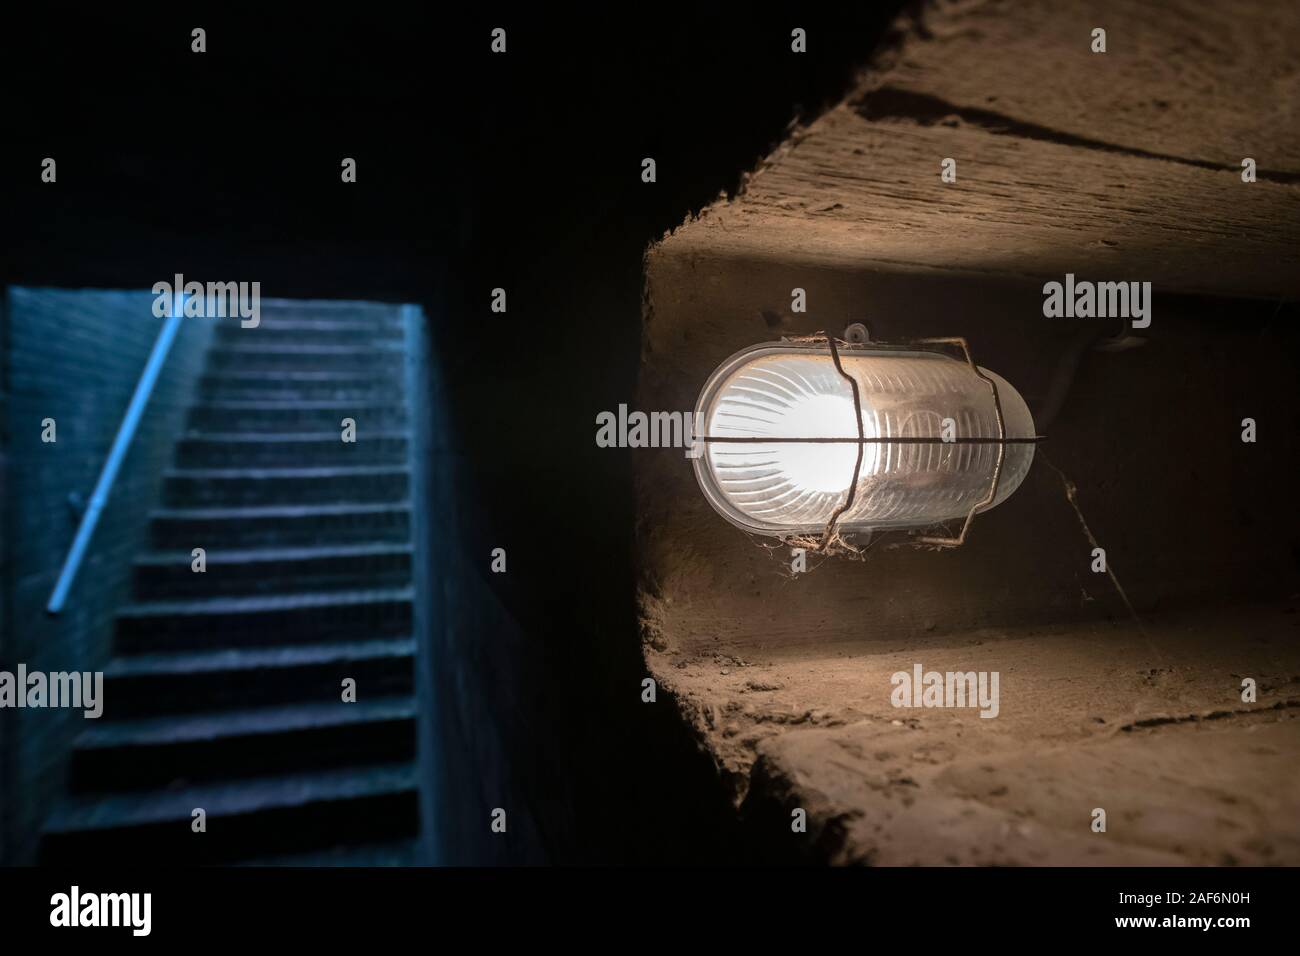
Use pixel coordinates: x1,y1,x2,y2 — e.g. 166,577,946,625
649,602,1300,865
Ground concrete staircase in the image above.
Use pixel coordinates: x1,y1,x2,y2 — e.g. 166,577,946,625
41,302,423,864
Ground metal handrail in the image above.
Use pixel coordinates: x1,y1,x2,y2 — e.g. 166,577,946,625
46,294,187,615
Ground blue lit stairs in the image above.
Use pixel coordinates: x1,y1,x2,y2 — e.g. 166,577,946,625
40,302,423,865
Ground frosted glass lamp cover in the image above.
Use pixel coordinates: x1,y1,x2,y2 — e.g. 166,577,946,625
691,342,1036,537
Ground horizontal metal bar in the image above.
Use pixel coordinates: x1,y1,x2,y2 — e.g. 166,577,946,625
46,294,187,615
699,436,1044,444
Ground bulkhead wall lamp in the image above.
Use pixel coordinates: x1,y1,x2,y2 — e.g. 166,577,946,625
691,325,1041,553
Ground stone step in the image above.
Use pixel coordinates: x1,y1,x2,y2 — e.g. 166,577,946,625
237,837,423,866
41,762,419,864
187,401,407,433
69,696,417,792
102,637,416,716
216,319,404,347
199,371,404,403
206,344,404,373
162,465,410,507
254,301,406,326
150,502,412,549
115,588,414,653
176,431,409,467
134,543,413,598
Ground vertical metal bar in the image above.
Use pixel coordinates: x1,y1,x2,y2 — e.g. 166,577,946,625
913,337,1006,548
813,335,865,552
46,294,186,614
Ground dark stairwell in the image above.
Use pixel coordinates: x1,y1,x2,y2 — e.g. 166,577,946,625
39,299,426,865
4,11,909,867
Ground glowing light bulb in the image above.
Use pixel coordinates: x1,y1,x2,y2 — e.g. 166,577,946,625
692,343,1035,538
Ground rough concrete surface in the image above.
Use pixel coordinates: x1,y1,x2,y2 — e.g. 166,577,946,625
646,602,1300,865
635,0,1300,865
652,0,1300,300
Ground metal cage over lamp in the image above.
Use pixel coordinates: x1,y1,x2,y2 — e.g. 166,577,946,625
691,327,1040,552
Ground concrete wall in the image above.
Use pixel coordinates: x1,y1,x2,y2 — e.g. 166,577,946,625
0,287,215,863
417,309,553,865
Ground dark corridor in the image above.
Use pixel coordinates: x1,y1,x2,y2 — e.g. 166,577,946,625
2,9,906,866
